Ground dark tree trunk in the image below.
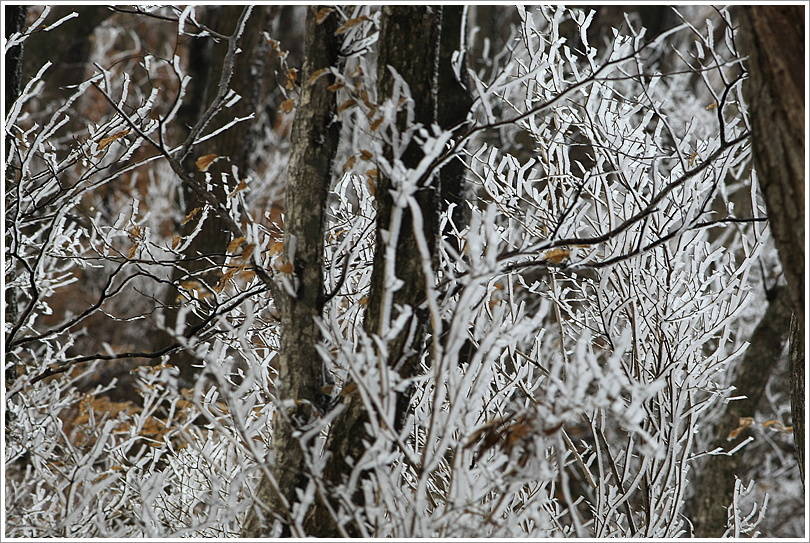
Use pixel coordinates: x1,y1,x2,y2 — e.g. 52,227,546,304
158,6,272,384
688,286,793,536
4,5,27,114
438,5,474,250
739,5,805,488
790,313,805,485
303,6,444,537
5,4,28,384
21,6,112,93
242,6,341,537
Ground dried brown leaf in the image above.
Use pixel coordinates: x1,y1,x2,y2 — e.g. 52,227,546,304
307,68,328,86
343,155,356,172
727,416,754,441
367,177,376,197
195,154,218,172
338,98,357,114
285,68,297,90
280,98,295,113
227,236,247,254
181,206,202,225
359,149,373,161
275,260,293,274
97,129,130,151
543,248,570,264
229,179,248,198
315,7,332,24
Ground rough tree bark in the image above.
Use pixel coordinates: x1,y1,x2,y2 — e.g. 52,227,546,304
739,5,805,487
689,286,793,536
5,4,28,383
303,6,444,537
242,6,341,537
438,5,474,250
158,6,272,384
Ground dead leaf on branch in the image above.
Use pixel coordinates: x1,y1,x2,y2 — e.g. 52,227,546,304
285,68,297,90
542,248,570,264
339,98,357,115
228,179,248,198
97,129,130,151
227,236,247,254
315,7,332,25
307,68,328,86
336,15,371,34
275,260,293,274
181,206,202,225
195,154,218,172
343,155,356,172
280,98,295,114
727,416,754,440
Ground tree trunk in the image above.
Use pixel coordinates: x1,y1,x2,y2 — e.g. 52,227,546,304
5,4,28,384
790,313,805,485
303,6,443,537
158,6,272,384
739,5,805,488
242,6,341,537
688,286,793,536
438,5,474,251
4,5,27,114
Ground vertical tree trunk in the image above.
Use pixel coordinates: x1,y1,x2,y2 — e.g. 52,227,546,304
4,5,27,114
158,6,272,384
5,4,28,384
303,6,444,537
688,286,793,536
739,5,805,487
438,6,474,251
242,6,341,537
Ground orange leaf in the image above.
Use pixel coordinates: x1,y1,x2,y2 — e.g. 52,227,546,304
181,206,202,225
98,129,130,151
315,7,332,24
227,236,247,253
285,68,297,90
275,260,293,274
280,98,295,113
359,149,373,161
370,117,383,132
241,243,255,262
327,81,344,92
268,241,284,256
365,168,377,178
129,225,141,239
171,235,181,250
543,248,570,264
360,89,373,108
727,416,754,441
338,98,357,114
706,102,718,110
195,154,218,172
229,179,248,198
336,16,367,34
344,155,356,172
358,296,368,305
128,242,139,259
307,68,328,86
366,177,376,197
